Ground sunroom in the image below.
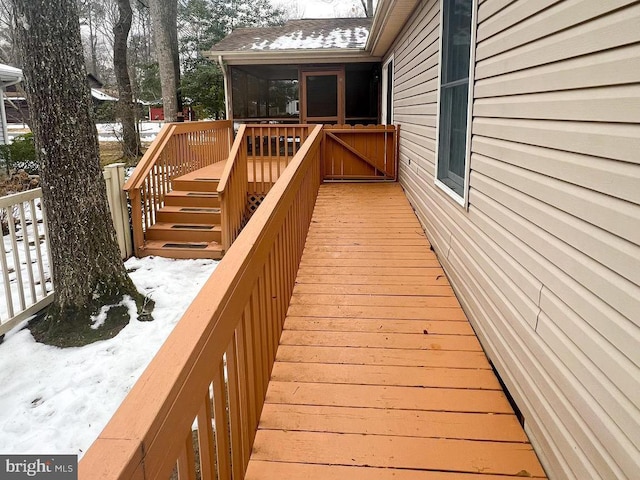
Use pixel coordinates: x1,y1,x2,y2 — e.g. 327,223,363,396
206,18,384,125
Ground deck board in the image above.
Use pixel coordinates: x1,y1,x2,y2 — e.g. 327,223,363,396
174,160,288,183
245,183,547,479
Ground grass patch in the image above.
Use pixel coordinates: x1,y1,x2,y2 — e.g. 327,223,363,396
99,141,149,169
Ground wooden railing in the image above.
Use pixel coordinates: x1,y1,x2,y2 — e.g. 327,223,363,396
0,188,53,334
217,125,248,251
218,124,314,251
79,124,324,480
124,120,233,256
244,124,311,195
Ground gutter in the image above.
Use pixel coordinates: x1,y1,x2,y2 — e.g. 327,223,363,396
217,56,231,121
365,0,394,54
206,48,378,66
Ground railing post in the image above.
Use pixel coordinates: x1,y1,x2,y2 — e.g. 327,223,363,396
128,189,144,258
103,163,133,259
220,190,230,252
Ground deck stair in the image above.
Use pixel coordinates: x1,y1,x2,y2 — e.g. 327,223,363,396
142,169,225,259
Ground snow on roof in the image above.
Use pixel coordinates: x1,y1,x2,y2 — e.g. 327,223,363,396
4,89,119,102
91,88,118,101
210,18,372,52
0,63,22,86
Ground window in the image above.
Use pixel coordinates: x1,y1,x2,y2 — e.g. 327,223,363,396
231,65,299,121
381,56,394,125
436,0,474,200
345,63,380,125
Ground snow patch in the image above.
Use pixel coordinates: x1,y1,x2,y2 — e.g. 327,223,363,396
89,295,138,329
249,26,369,50
0,255,218,456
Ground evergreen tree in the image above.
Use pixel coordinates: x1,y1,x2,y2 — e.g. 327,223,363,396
178,0,285,118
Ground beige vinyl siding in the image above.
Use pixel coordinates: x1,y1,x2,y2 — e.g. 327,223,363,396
393,0,640,478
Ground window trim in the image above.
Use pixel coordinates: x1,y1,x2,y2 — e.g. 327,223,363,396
434,0,478,209
381,54,394,125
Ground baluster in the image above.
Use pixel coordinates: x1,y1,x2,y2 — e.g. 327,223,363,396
225,336,245,480
0,205,15,318
7,208,25,311
262,262,274,367
29,198,47,297
176,428,196,480
249,288,265,415
18,202,36,303
196,390,216,480
240,305,257,449
212,358,231,480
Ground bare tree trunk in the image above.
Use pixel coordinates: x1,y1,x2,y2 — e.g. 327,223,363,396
12,0,149,345
87,3,99,75
114,0,141,159
148,0,181,122
360,0,374,17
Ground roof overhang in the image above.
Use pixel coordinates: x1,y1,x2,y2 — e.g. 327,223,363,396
208,0,420,66
0,64,22,88
366,0,421,57
91,88,118,101
205,48,379,66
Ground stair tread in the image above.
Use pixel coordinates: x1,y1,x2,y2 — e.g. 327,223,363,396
158,205,221,213
172,178,220,193
148,222,221,232
141,240,224,260
165,190,219,197
143,240,223,250
172,163,225,182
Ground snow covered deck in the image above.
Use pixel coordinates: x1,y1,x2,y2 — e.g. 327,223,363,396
244,183,546,479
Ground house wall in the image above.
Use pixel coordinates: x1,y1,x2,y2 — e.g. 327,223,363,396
391,0,640,478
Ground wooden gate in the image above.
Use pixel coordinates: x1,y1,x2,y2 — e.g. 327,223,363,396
322,125,398,181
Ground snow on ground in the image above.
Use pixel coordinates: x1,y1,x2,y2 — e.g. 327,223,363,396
0,255,218,456
95,121,163,143
7,121,163,143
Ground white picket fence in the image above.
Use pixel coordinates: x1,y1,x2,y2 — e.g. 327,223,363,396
0,163,132,336
0,187,52,334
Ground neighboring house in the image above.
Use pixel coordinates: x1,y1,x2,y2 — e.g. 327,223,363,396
3,71,119,124
210,1,640,479
208,18,380,124
0,63,23,143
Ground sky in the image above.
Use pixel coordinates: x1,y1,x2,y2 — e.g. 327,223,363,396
271,0,371,19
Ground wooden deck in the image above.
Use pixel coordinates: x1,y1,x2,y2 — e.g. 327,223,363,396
177,159,290,184
245,183,546,479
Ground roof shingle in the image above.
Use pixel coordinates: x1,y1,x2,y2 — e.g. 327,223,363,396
209,18,371,52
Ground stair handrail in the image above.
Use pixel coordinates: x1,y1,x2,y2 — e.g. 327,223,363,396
123,124,175,193
123,120,233,256
217,124,248,251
